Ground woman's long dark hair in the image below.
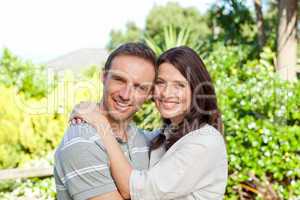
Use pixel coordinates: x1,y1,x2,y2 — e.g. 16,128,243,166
151,46,223,150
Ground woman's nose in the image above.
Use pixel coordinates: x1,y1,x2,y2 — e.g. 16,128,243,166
160,84,176,98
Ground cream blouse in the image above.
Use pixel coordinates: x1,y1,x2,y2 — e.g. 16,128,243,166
130,124,228,200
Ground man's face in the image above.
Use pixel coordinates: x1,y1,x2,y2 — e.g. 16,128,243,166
102,55,155,122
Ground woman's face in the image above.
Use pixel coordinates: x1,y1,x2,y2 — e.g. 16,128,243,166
154,62,192,124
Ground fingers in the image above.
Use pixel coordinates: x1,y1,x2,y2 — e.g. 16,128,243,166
76,118,83,123
70,117,85,125
71,118,76,124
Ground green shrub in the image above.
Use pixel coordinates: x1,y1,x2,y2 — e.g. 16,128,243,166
0,86,66,168
0,63,102,169
205,45,300,199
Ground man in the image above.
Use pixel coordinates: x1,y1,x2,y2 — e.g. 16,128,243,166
54,43,157,200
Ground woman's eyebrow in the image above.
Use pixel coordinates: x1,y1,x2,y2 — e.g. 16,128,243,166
157,77,187,84
173,80,188,85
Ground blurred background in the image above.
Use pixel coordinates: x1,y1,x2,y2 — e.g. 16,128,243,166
0,0,299,199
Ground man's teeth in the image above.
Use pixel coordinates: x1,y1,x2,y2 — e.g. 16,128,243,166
116,101,129,107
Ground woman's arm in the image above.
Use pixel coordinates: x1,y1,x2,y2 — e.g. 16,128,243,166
95,124,133,199
69,102,134,199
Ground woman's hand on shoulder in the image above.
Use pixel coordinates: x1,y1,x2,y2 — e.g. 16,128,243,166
69,101,110,130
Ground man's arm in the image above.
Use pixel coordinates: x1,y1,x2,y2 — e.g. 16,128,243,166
89,191,124,200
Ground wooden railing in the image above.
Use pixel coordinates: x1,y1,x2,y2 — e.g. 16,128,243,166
0,167,53,181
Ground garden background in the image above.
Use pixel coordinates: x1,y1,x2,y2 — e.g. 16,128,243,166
0,0,299,199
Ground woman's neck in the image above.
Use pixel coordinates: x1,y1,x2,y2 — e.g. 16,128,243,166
169,114,185,126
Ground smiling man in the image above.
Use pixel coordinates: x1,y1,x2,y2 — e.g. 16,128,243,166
54,43,157,200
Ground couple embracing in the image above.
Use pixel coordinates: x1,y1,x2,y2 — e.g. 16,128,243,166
54,42,228,200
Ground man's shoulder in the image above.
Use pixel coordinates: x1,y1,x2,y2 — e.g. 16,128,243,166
135,128,161,146
137,128,161,144
55,123,105,157
65,123,99,139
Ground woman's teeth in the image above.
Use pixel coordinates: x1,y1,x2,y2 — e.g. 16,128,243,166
161,101,178,109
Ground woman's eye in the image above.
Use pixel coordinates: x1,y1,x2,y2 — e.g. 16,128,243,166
176,83,186,88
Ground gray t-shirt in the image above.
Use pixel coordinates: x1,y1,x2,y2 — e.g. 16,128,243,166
54,123,150,200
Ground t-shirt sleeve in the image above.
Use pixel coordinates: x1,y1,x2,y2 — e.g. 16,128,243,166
55,124,117,200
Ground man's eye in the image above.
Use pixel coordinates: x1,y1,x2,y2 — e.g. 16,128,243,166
155,80,164,85
138,86,149,92
113,77,124,82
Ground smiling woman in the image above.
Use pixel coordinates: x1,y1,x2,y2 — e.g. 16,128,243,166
154,62,192,124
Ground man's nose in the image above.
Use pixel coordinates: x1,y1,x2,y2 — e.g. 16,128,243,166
119,85,132,101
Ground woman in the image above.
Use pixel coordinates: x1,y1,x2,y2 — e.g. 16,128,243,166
72,46,228,199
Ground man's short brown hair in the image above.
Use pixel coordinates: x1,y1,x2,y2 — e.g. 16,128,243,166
104,42,157,72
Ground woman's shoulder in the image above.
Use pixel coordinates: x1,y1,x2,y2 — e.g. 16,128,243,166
176,124,225,148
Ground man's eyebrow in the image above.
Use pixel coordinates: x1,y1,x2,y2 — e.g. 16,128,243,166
110,73,126,80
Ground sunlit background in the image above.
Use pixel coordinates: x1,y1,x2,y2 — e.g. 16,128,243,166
0,0,299,199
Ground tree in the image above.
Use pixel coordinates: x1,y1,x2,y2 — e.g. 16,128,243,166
106,22,142,51
145,2,210,48
106,2,209,52
276,0,298,81
253,0,266,48
0,49,48,98
208,0,255,45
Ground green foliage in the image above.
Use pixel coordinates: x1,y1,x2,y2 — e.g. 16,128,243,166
106,2,209,52
106,22,143,51
205,44,300,199
0,153,55,199
0,49,49,99
81,65,101,79
0,54,102,169
0,177,56,200
208,0,256,44
145,26,200,55
145,2,210,48
0,85,67,168
133,101,161,131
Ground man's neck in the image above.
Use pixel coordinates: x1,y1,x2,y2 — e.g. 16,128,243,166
99,101,131,142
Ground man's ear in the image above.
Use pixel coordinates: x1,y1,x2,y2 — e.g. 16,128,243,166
101,71,108,84
147,90,154,101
